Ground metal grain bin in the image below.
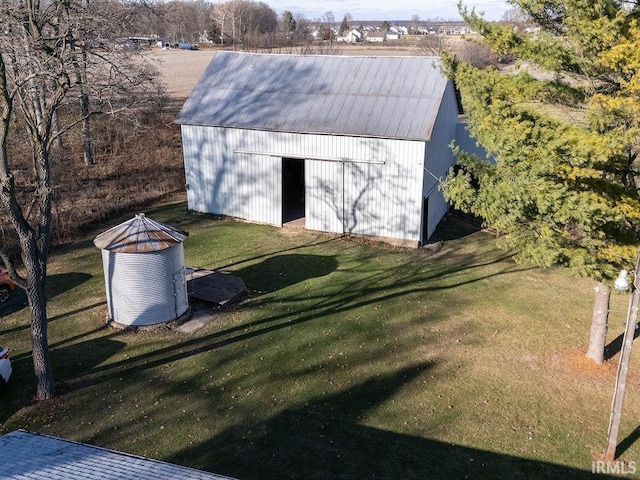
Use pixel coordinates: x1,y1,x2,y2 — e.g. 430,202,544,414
94,213,189,327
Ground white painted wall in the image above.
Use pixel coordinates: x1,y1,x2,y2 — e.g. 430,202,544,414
181,126,426,242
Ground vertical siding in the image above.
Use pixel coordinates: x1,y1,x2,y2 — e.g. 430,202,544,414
181,125,425,241
422,81,460,240
306,159,343,233
455,122,490,161
182,126,282,225
102,244,188,326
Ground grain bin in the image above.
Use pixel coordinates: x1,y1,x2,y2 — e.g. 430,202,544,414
94,213,189,327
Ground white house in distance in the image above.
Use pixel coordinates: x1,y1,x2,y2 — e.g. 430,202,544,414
338,29,363,43
365,31,386,42
176,51,476,247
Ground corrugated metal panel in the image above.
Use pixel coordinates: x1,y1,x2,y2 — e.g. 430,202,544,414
306,159,344,234
342,141,424,240
94,214,188,253
102,244,188,326
455,121,490,161
422,81,460,240
181,124,426,241
236,153,282,225
176,52,450,141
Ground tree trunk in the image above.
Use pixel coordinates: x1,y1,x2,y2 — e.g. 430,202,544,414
586,282,610,364
26,271,55,400
52,109,63,149
81,91,93,166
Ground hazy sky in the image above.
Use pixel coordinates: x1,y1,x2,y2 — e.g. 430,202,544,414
266,0,511,21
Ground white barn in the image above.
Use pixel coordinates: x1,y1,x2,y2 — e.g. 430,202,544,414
176,52,467,247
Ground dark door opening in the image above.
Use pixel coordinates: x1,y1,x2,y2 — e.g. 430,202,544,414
422,196,429,243
283,158,305,224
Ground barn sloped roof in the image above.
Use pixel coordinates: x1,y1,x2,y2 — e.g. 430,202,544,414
93,213,188,253
175,52,451,141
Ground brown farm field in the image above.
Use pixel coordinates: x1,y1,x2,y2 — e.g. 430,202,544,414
150,39,461,100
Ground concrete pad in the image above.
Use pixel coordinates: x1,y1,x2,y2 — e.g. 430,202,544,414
173,308,217,334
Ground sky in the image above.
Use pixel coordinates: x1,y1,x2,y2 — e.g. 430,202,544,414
265,0,511,21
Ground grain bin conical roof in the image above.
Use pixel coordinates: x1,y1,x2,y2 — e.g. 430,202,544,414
93,213,188,253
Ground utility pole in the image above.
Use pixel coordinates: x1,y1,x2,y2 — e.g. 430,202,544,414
604,250,640,463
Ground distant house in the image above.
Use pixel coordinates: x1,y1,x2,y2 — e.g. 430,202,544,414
344,29,363,43
176,52,479,247
365,31,386,42
386,31,401,41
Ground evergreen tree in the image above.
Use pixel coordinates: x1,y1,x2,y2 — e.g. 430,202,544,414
339,15,350,35
442,0,640,279
282,10,296,33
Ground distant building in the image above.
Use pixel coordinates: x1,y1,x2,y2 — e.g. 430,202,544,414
365,31,386,42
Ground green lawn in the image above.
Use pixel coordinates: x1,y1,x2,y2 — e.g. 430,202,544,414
1,200,638,479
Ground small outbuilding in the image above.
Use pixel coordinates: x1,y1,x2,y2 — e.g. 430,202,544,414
94,213,189,327
176,52,476,247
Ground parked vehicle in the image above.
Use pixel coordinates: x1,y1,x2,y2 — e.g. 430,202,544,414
0,347,12,393
0,266,16,303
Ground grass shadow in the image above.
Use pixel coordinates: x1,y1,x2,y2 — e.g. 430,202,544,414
616,425,640,459
428,210,483,243
0,272,92,319
0,336,126,424
166,362,612,480
47,272,93,299
603,325,640,361
0,288,28,318
235,254,338,292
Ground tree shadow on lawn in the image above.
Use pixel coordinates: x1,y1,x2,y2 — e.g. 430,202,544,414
0,335,126,424
603,326,640,361
57,245,528,400
167,362,609,480
428,210,483,243
235,254,338,292
0,273,94,333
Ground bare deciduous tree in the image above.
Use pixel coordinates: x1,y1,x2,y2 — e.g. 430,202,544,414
0,0,161,400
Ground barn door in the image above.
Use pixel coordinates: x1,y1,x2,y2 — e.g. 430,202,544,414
173,267,188,317
282,157,305,223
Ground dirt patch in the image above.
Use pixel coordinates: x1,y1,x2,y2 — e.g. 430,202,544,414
563,348,618,379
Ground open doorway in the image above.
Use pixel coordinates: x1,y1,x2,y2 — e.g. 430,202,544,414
282,158,305,224
422,196,429,243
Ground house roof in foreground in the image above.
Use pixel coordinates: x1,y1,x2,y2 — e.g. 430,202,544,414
0,430,235,480
175,51,450,141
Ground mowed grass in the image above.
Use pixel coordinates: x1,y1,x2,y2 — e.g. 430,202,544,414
1,200,639,479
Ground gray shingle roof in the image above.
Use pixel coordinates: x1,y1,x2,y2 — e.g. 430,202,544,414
175,51,450,141
0,430,236,480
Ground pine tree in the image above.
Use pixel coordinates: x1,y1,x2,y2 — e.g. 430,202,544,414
442,0,640,279
339,15,350,35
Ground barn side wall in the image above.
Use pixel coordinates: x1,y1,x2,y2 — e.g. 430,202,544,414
181,126,425,243
455,121,490,162
422,81,460,240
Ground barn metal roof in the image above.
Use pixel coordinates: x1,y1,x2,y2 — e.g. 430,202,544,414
93,213,188,253
175,52,450,141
